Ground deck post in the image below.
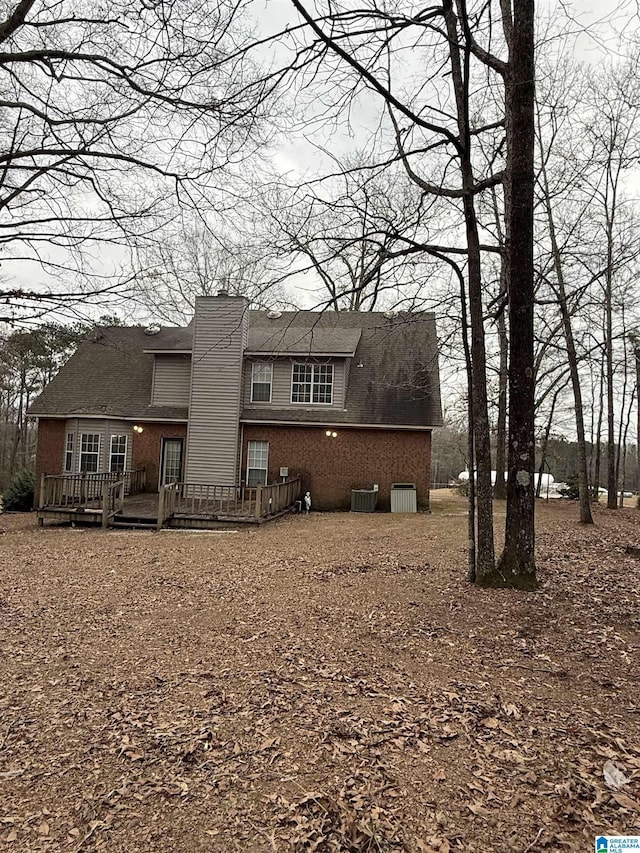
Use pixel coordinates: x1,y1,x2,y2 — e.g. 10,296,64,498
157,485,165,532
38,473,45,510
255,485,262,519
102,481,109,529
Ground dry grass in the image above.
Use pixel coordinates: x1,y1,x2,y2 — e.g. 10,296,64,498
0,491,638,852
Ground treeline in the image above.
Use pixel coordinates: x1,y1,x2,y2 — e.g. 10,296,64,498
0,319,119,490
432,425,638,495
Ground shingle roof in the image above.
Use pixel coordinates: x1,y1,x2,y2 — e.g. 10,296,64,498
28,311,442,428
243,311,442,427
141,312,363,356
247,314,362,356
28,326,189,420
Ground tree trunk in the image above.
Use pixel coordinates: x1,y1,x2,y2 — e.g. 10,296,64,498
636,348,640,508
494,0,537,589
605,211,617,508
538,153,593,523
537,390,558,499
457,260,477,581
9,369,26,477
494,266,508,501
593,352,605,502
615,312,634,509
488,184,508,501
444,0,495,579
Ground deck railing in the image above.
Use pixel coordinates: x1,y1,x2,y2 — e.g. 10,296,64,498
172,483,258,519
102,479,125,528
157,476,302,524
256,477,302,518
127,468,147,495
39,469,146,508
157,481,179,531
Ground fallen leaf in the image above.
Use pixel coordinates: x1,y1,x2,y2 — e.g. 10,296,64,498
468,802,490,819
612,792,640,812
603,760,630,790
259,736,281,751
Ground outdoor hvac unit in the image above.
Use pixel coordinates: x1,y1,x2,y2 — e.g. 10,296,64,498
390,483,417,513
351,489,377,512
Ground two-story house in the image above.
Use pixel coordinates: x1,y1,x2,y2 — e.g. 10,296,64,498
29,293,442,511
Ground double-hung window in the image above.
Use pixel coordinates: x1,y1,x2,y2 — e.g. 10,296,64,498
251,362,272,403
79,433,100,473
291,363,333,404
64,433,74,472
246,440,269,487
109,435,127,473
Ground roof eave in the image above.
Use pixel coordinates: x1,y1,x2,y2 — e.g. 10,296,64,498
244,350,356,358
142,349,193,355
30,413,189,423
240,418,439,430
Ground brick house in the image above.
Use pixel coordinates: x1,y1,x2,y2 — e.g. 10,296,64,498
29,294,442,511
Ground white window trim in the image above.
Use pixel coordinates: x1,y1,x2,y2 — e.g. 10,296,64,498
246,440,269,487
290,362,334,405
251,361,273,403
79,433,101,473
161,438,184,486
63,432,74,473
109,434,128,473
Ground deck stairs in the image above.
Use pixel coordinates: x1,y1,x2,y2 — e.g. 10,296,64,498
110,514,158,530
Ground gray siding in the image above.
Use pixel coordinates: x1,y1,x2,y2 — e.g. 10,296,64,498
64,418,133,473
185,296,247,485
104,420,133,472
242,358,346,409
151,354,191,407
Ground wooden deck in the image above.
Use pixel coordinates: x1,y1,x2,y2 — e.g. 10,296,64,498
37,475,302,530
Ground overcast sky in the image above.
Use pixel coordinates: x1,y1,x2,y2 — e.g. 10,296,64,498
3,0,638,327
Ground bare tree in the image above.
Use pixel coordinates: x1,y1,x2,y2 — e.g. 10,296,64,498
133,218,290,323
0,319,95,483
583,57,640,509
0,0,274,324
534,50,640,514
258,161,448,313
274,0,539,586
534,58,595,524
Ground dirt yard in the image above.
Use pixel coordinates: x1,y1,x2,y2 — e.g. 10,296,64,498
0,492,638,852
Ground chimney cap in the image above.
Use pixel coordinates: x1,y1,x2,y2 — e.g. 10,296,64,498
216,287,229,297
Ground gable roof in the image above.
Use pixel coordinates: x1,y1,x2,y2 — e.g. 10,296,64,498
242,311,442,427
246,313,362,356
28,326,189,421
28,310,442,428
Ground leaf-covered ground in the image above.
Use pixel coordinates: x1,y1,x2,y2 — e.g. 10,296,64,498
0,492,638,852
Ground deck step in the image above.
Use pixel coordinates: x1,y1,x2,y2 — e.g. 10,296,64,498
111,515,158,529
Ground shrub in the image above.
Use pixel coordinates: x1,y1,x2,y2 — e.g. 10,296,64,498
558,475,579,500
2,468,35,512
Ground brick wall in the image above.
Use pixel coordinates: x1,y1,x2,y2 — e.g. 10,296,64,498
35,419,432,509
130,423,188,491
34,418,66,503
34,419,189,498
242,424,432,511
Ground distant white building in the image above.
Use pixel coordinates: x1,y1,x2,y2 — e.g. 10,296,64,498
458,470,556,492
